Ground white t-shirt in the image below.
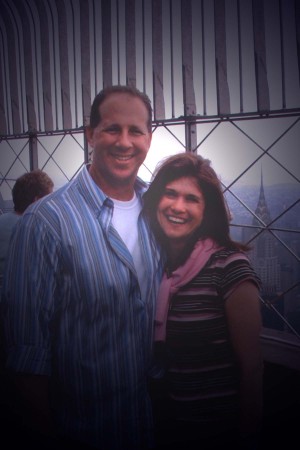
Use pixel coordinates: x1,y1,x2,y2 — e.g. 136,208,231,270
111,193,147,301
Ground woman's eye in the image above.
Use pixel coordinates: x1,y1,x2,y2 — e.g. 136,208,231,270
187,196,200,203
164,190,176,198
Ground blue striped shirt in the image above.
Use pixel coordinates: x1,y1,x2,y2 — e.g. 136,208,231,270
2,165,163,449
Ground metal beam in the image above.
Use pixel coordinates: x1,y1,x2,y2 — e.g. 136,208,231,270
181,0,197,151
252,0,270,112
214,0,231,115
126,0,136,87
152,0,165,120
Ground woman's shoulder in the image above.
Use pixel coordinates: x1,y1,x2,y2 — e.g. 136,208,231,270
209,247,250,267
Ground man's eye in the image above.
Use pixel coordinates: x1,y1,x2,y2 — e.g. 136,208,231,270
105,128,119,134
130,129,143,135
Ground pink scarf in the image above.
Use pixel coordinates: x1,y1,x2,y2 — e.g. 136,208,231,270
155,237,222,342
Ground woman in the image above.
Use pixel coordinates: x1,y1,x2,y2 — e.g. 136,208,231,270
144,153,263,450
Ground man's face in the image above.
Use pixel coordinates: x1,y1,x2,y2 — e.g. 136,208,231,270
86,92,152,198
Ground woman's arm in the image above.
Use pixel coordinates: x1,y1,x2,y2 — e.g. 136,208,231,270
225,280,264,443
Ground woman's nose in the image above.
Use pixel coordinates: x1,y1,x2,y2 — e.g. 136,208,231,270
170,197,186,212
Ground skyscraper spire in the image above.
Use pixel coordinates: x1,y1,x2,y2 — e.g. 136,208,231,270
248,166,281,294
253,166,271,225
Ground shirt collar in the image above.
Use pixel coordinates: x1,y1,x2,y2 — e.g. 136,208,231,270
77,164,149,214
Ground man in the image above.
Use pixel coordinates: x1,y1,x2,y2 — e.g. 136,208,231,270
0,169,54,286
0,169,54,443
1,86,163,449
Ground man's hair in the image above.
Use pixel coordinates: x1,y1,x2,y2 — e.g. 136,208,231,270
12,169,54,213
89,85,153,132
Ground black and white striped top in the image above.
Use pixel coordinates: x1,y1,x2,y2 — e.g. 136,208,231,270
163,249,261,430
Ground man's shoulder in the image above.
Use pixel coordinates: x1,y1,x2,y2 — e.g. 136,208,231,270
18,175,80,226
0,211,20,226
32,169,84,208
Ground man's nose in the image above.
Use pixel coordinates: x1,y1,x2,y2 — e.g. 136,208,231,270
116,130,131,148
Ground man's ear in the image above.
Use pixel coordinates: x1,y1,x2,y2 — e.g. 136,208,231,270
85,126,94,148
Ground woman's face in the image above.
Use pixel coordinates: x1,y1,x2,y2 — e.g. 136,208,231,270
157,176,205,249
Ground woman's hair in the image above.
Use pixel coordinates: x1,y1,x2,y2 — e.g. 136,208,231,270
143,152,249,252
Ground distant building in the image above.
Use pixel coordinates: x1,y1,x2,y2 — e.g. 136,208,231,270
247,171,281,292
242,171,284,330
